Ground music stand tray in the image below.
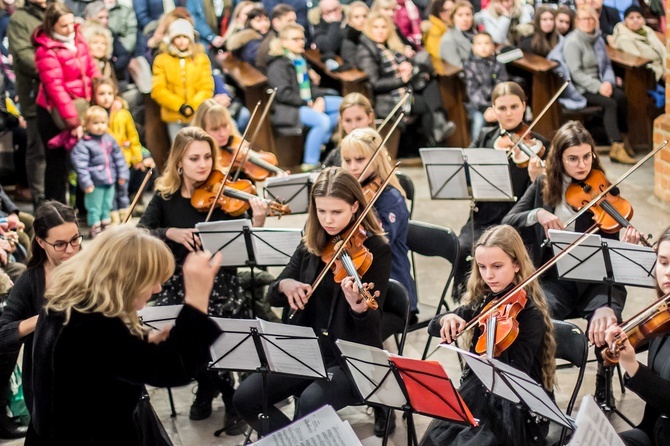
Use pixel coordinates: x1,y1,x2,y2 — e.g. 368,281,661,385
264,173,313,215
138,304,182,331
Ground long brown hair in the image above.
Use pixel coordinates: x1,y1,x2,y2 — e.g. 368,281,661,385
543,121,604,208
304,168,385,255
530,6,559,57
462,225,556,391
491,81,526,105
42,3,74,38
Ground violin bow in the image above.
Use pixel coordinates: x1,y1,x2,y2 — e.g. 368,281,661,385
204,101,262,223
122,168,153,224
562,139,668,229
506,81,569,156
231,88,278,182
288,162,401,320
376,90,410,134
358,113,404,184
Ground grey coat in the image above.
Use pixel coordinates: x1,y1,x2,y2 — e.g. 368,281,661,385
564,29,616,94
438,27,472,68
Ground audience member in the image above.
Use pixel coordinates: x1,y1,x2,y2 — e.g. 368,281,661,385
604,0,640,20
263,0,309,34
423,0,453,61
186,0,236,49
0,0,16,58
394,0,423,48
475,0,532,45
256,3,296,72
322,92,376,167
575,0,621,42
555,6,575,36
81,22,116,81
226,5,270,65
339,1,368,62
312,0,344,57
438,0,474,68
372,0,416,55
520,5,560,57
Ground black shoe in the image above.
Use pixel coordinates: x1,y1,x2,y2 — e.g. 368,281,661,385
0,415,27,440
189,383,220,420
373,407,396,438
408,311,419,326
223,411,248,436
594,364,615,410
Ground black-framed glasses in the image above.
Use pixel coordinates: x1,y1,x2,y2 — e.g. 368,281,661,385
42,234,83,252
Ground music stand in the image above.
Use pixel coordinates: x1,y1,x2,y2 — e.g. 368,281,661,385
549,229,656,426
196,219,302,317
444,344,576,431
336,340,477,446
209,318,328,437
419,148,514,245
264,173,313,214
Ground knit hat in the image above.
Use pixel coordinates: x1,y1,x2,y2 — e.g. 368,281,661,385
623,5,644,18
168,19,195,43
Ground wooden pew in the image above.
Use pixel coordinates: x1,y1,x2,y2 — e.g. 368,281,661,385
304,48,371,97
144,94,170,173
432,58,470,147
606,46,656,149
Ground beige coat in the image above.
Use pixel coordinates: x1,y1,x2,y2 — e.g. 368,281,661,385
612,23,667,82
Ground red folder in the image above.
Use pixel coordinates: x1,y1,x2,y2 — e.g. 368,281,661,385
388,356,478,426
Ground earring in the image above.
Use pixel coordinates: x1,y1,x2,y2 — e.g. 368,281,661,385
177,167,183,175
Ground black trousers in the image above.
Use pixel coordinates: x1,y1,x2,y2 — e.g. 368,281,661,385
583,87,627,144
36,106,68,204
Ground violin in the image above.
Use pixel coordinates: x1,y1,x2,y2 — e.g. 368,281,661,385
220,135,286,182
475,288,528,357
320,224,379,309
191,169,290,217
602,293,670,366
362,176,382,203
493,125,546,168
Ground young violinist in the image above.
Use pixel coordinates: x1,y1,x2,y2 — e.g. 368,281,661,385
452,81,548,302
422,224,556,446
232,167,392,434
138,127,264,431
605,226,670,446
501,120,633,406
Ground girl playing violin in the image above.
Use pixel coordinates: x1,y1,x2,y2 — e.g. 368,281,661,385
233,167,392,434
604,226,670,446
452,81,548,302
138,127,264,431
422,224,556,446
502,120,637,406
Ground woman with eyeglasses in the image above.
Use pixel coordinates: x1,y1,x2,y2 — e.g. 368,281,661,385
0,201,81,419
502,121,639,407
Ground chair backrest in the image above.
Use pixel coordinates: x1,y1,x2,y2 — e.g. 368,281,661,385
396,172,415,218
552,320,587,416
382,279,410,355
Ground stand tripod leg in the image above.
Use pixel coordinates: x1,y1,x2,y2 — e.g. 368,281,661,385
406,410,418,446
167,387,176,417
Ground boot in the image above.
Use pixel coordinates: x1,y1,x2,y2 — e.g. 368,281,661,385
373,406,396,438
0,413,27,440
622,136,635,157
189,372,220,420
109,210,120,225
89,223,102,239
609,142,635,164
594,363,615,409
222,409,247,436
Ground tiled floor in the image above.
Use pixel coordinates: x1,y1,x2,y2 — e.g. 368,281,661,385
2,151,666,445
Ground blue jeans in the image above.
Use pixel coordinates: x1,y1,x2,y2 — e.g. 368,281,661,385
466,104,486,142
233,106,251,133
299,95,342,164
85,185,115,226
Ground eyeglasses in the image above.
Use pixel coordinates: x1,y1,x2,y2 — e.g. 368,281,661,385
563,152,595,167
578,16,596,22
42,234,83,252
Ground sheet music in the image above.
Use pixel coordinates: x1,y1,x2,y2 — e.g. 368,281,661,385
549,230,607,282
196,219,253,267
264,173,312,214
465,149,514,201
569,396,624,446
259,320,326,378
335,340,408,409
605,239,656,288
252,405,361,446
209,318,263,371
251,228,303,266
419,148,469,199
138,305,182,331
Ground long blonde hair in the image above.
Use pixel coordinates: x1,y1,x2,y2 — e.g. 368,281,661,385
154,127,221,198
44,226,175,337
340,128,405,198
363,12,406,54
462,225,556,391
304,168,385,255
336,93,375,143
192,98,242,140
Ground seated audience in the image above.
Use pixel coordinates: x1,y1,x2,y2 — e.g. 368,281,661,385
372,0,416,55
520,5,560,57
394,0,423,49
226,5,270,65
312,0,344,58
475,0,532,45
439,0,474,68
186,0,238,49
575,0,621,42
256,3,296,72
423,0,454,61
556,5,575,36
340,1,368,62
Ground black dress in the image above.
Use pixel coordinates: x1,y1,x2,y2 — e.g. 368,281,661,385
421,287,550,446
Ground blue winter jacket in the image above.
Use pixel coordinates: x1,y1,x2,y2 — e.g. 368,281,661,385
71,133,130,191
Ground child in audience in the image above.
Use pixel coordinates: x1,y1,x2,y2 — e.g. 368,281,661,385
464,32,507,139
226,5,271,66
151,18,214,142
555,6,575,36
70,106,129,237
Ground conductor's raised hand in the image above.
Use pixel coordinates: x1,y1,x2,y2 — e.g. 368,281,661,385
439,313,466,344
279,278,312,311
183,250,222,313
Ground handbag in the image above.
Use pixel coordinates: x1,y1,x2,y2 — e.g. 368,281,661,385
49,97,90,131
133,387,173,446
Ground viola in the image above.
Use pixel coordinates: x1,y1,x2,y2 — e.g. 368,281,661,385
493,125,546,168
191,169,291,217
602,293,670,366
565,169,636,235
475,288,528,357
220,135,286,182
320,224,379,310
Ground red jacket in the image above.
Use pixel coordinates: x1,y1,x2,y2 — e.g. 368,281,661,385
32,25,100,129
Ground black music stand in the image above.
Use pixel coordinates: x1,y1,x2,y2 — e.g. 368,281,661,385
336,340,477,446
196,219,302,317
263,172,314,215
209,318,328,437
549,229,657,427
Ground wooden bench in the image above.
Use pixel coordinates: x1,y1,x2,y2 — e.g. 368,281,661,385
606,46,656,149
304,48,371,97
144,94,170,173
432,58,470,147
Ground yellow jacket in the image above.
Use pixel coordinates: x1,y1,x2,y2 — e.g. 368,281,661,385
109,108,143,166
424,15,448,62
151,52,214,123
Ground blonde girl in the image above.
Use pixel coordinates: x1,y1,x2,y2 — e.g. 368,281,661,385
425,224,556,446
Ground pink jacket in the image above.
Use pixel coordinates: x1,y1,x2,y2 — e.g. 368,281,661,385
394,0,423,48
32,25,100,129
